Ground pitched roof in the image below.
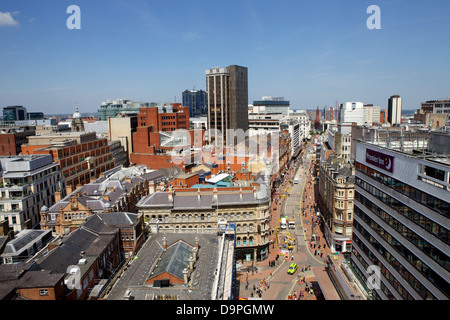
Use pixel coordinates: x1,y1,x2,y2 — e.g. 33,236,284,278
149,240,194,281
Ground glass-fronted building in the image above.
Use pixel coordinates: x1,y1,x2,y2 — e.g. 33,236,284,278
98,99,153,120
3,106,27,121
252,97,290,115
182,89,207,118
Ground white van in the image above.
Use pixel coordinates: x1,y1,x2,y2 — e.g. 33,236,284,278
280,218,287,229
294,178,299,184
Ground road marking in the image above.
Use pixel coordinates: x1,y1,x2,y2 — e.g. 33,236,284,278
286,275,299,299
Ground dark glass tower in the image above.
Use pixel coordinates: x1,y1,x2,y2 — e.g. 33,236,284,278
182,89,207,118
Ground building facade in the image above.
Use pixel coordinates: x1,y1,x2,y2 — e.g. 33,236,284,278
420,99,450,115
40,166,165,236
351,139,449,300
339,102,365,125
3,106,27,121
0,155,65,232
388,95,402,125
107,114,138,162
252,96,290,115
22,132,115,187
318,155,355,253
129,103,197,171
0,126,36,156
98,99,151,120
182,89,207,118
206,65,249,149
137,178,271,262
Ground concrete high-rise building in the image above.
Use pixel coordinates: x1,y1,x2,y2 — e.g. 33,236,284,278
182,89,207,118
339,102,365,125
388,95,402,125
205,65,249,148
351,137,449,300
363,104,381,125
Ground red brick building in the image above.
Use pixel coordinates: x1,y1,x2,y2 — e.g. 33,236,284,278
0,127,35,156
130,104,204,171
21,132,115,187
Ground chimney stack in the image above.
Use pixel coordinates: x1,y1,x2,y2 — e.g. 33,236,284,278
213,188,218,201
149,181,155,194
189,256,194,271
183,268,189,285
168,186,173,202
162,236,167,250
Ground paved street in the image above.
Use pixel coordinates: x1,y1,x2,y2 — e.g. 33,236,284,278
236,139,332,300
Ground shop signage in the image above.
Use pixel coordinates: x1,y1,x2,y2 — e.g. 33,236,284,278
366,148,394,173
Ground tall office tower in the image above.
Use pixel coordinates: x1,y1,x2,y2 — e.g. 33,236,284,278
315,106,320,130
205,65,248,148
182,88,207,118
351,136,450,300
388,95,402,125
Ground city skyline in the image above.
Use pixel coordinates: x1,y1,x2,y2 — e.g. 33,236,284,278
1,0,449,114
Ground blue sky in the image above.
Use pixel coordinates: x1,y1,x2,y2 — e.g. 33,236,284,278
0,0,449,115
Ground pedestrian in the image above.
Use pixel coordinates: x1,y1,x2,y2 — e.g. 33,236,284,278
320,251,323,258
314,250,317,256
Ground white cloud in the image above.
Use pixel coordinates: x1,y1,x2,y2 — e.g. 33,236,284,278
0,11,19,27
